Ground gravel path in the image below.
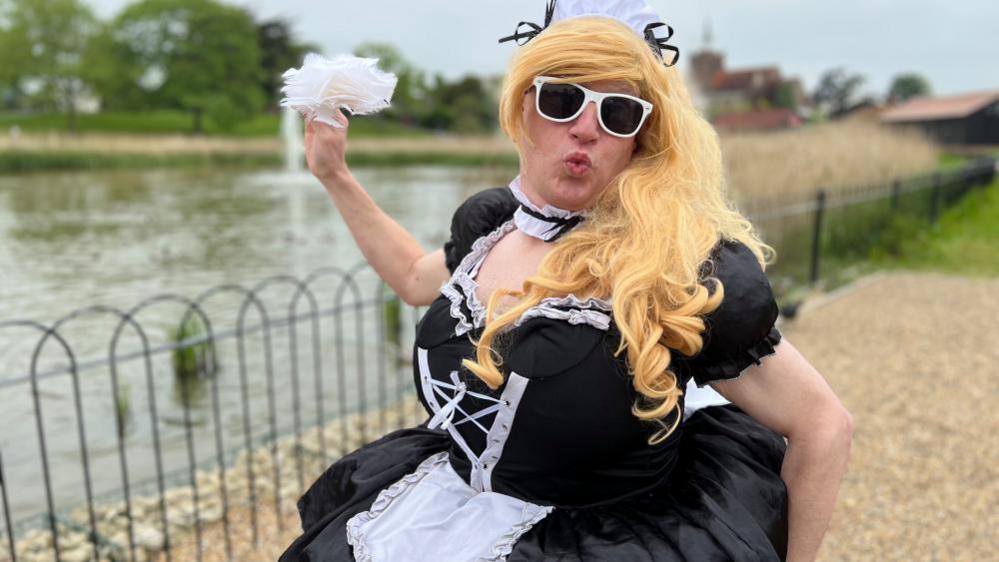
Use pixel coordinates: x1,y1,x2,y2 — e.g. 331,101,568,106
159,271,998,561
787,271,999,562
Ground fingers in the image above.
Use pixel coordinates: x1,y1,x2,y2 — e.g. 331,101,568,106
305,113,348,136
333,107,349,127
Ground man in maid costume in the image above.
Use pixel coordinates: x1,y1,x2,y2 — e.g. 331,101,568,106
282,1,853,560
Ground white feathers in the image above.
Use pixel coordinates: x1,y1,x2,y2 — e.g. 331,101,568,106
280,53,398,128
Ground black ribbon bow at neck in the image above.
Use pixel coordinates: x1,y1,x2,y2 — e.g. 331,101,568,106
517,204,585,242
497,0,680,67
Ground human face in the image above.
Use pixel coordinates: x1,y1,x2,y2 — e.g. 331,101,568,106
518,78,640,212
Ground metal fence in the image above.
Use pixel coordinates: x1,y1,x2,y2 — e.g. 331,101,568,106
1,264,426,562
745,157,996,296
0,156,995,562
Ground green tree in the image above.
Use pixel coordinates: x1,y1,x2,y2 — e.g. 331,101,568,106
0,0,99,130
812,67,865,117
422,74,496,133
774,81,798,111
887,73,931,103
91,0,263,133
0,2,16,88
353,42,427,126
258,18,318,109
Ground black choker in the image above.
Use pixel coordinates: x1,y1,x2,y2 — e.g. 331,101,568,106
514,205,585,242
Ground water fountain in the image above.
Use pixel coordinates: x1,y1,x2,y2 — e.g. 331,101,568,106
281,105,305,172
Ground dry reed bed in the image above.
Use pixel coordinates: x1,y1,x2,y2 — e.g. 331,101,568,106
0,132,282,155
0,132,517,156
721,121,939,203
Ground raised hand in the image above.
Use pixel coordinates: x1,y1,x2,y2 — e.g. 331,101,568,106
304,108,351,189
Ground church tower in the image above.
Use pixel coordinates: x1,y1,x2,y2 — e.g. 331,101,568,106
690,19,724,94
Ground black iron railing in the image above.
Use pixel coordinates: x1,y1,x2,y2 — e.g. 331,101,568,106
744,157,996,293
1,264,425,562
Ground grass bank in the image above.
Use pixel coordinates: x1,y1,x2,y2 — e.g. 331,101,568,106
0,150,283,172
867,174,999,276
761,156,995,308
0,110,431,138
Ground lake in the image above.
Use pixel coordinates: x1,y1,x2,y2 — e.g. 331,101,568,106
0,164,516,526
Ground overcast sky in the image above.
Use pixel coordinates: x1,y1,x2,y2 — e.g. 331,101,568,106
84,0,998,98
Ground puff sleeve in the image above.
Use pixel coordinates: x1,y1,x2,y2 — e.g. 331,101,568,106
442,187,519,273
679,240,783,387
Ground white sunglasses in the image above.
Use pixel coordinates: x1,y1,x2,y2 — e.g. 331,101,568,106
532,75,653,138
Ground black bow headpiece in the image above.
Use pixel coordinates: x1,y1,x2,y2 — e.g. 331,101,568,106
643,22,680,67
497,0,680,67
497,0,557,46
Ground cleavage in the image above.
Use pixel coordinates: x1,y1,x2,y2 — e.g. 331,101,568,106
472,230,551,315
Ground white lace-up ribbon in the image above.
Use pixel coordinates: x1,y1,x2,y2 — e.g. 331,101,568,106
426,371,506,432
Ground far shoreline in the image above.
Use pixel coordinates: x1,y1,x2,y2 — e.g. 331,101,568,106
0,150,521,173
0,132,520,174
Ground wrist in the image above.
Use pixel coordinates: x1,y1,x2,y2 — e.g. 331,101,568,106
321,167,354,192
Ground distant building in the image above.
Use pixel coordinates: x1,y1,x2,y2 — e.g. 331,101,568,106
688,21,807,128
707,66,782,113
835,98,886,123
713,108,801,132
880,91,999,145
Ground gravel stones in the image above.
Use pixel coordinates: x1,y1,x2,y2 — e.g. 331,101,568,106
782,271,999,561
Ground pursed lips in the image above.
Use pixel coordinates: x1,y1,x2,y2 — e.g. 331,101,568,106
563,151,593,176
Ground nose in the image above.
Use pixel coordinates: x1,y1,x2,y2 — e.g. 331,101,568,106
568,101,600,143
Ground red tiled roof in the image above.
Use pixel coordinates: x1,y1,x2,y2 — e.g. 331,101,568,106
713,109,801,131
710,67,781,91
881,91,999,122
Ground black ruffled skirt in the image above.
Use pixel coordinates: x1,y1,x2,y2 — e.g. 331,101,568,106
280,404,787,562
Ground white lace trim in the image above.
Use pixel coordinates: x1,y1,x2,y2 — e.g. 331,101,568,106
345,451,450,561
513,295,613,331
514,306,612,331
453,267,488,331
441,219,517,336
439,281,474,336
441,219,615,335
538,294,613,311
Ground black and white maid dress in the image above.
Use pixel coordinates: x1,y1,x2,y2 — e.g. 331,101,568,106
280,178,788,562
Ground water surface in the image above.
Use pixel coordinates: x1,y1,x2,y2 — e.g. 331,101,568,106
0,165,515,525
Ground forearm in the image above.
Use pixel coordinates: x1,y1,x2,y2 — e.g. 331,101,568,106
322,170,429,301
781,420,853,562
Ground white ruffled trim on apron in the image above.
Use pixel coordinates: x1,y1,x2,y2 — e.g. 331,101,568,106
345,451,553,561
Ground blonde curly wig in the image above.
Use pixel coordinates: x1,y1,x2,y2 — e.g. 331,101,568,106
462,17,774,444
